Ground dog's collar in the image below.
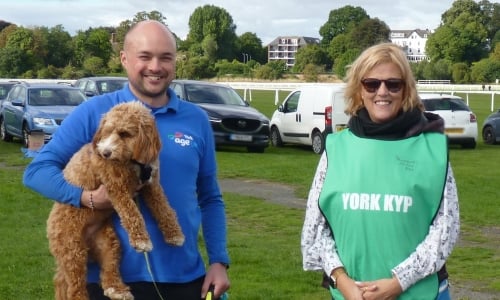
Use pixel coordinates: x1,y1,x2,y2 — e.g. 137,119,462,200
132,160,152,183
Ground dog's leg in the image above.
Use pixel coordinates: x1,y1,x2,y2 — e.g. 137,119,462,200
106,187,153,252
91,222,134,300
47,207,90,300
53,265,68,300
142,183,185,246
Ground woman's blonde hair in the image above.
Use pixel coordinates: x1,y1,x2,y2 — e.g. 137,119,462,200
344,43,423,116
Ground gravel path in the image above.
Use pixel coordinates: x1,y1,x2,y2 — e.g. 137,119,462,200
219,178,499,300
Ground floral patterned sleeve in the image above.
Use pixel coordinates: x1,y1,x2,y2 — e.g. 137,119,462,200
301,152,343,275
392,164,460,291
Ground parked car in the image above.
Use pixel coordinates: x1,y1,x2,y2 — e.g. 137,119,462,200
0,81,19,108
270,84,349,154
0,82,86,148
73,76,128,97
170,80,270,153
482,108,500,144
420,93,478,149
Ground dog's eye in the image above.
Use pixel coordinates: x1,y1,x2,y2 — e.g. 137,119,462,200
118,131,132,138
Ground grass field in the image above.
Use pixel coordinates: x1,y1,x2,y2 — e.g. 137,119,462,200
0,90,498,299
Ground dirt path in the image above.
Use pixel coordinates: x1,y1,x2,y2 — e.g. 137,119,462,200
219,178,499,300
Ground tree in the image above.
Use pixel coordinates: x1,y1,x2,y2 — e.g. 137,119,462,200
236,32,267,64
348,18,390,50
292,44,329,73
319,6,369,46
46,25,73,68
114,10,169,52
426,0,489,63
186,5,238,60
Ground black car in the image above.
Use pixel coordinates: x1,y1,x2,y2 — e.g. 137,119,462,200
170,80,270,153
73,76,128,98
482,108,500,144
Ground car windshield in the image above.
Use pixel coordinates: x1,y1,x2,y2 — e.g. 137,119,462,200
422,98,470,112
97,80,127,94
28,88,86,106
185,84,246,106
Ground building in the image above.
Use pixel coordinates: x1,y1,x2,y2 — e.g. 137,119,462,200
267,36,320,68
390,29,432,62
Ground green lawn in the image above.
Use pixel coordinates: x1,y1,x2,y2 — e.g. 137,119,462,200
0,91,498,299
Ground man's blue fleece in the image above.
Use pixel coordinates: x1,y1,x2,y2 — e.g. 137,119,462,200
23,84,230,283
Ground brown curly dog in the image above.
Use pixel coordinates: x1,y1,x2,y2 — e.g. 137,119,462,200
47,101,185,300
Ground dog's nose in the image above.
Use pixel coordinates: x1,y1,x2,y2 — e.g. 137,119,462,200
101,149,112,158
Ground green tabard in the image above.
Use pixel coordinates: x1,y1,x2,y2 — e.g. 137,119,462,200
319,130,448,300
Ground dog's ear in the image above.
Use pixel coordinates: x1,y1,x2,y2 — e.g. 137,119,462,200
133,115,161,164
92,114,107,147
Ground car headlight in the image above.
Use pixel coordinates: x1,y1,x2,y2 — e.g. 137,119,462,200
33,117,53,125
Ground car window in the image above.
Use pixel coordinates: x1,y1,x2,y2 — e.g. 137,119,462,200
170,83,184,99
29,88,85,106
0,84,14,100
185,84,246,106
423,98,470,112
284,91,300,113
5,85,19,102
97,80,127,94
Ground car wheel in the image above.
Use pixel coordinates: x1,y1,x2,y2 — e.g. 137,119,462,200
247,146,265,153
311,131,325,154
0,118,13,142
22,124,30,148
270,126,283,147
482,126,496,145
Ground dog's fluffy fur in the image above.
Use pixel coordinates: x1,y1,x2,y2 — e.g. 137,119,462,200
47,102,185,300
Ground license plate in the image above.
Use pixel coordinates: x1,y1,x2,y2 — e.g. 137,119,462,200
230,134,252,142
445,128,464,134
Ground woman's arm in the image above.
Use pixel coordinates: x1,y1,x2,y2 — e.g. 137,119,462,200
301,152,343,274
392,164,460,291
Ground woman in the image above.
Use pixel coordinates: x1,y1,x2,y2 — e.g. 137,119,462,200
301,43,459,300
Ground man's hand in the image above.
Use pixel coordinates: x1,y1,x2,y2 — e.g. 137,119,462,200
81,185,112,210
201,263,230,299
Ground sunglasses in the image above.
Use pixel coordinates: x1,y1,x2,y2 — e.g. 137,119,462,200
361,78,405,93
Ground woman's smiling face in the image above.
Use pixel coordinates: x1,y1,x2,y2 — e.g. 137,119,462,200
361,62,404,124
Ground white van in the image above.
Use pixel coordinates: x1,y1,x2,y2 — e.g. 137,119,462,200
270,84,350,154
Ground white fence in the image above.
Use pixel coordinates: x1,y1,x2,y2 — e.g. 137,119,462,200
217,81,500,111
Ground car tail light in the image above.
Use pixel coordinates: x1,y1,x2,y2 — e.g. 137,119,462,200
325,106,332,126
470,113,477,123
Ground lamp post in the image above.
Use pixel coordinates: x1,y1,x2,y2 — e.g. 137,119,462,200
242,53,250,63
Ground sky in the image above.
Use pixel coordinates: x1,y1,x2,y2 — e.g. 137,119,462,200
2,0,458,45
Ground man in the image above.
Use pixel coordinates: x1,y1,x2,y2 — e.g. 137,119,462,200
23,20,230,300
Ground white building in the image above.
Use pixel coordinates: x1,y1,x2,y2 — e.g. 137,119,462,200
267,36,320,68
390,29,432,62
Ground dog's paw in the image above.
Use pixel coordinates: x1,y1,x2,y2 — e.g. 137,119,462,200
166,234,185,246
132,239,153,252
104,287,134,300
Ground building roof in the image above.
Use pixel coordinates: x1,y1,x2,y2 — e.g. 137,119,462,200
390,29,432,39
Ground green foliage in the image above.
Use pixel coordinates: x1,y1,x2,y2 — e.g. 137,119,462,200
451,62,471,83
319,5,369,46
83,56,106,76
187,5,238,60
427,0,489,64
254,60,286,80
471,57,500,82
292,44,329,73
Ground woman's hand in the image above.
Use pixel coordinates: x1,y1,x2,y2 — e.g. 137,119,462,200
356,277,402,300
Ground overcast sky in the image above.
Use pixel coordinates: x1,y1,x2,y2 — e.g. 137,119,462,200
3,0,457,45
